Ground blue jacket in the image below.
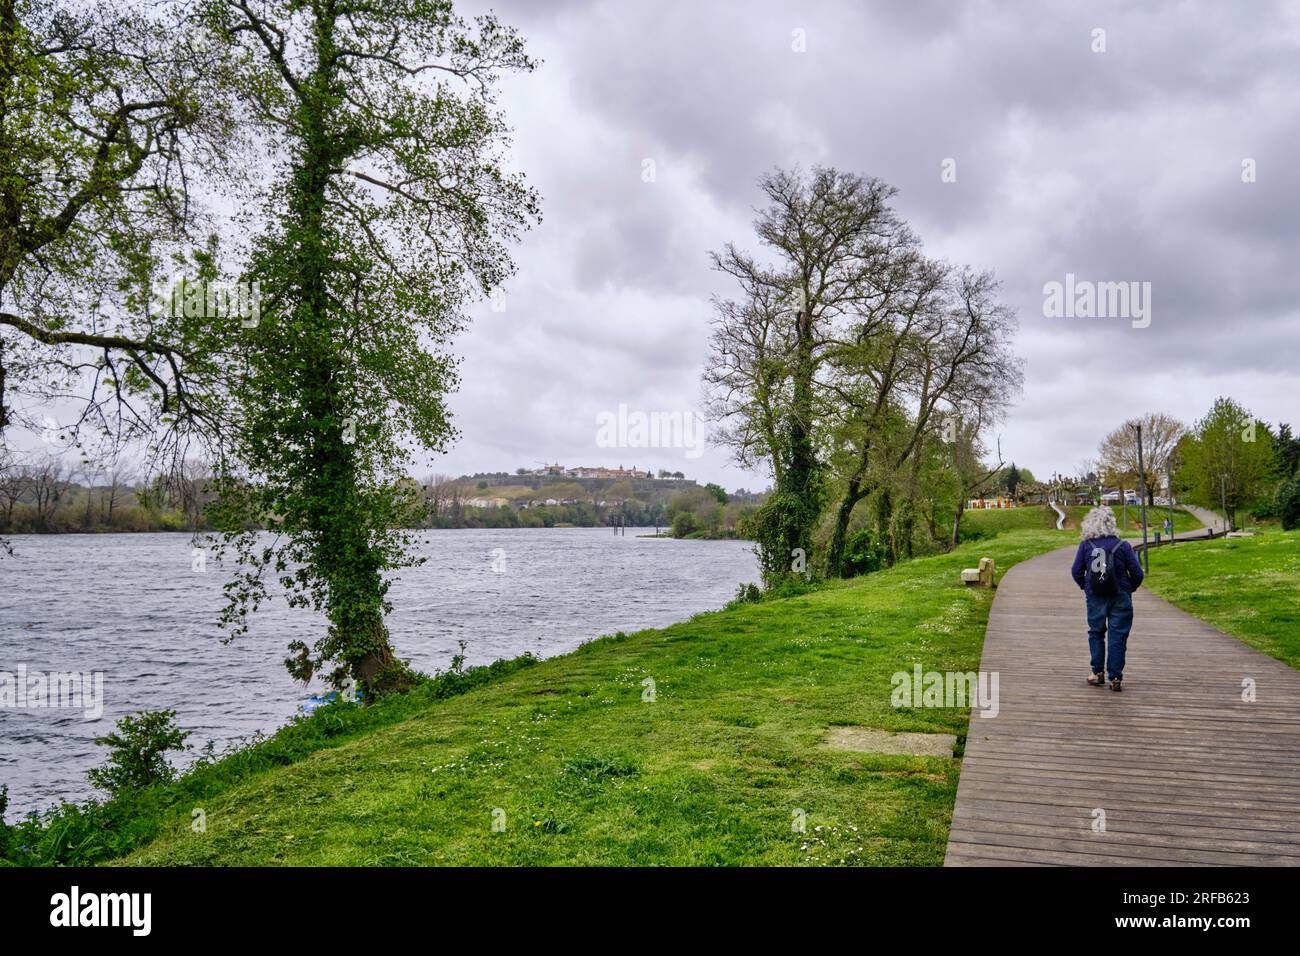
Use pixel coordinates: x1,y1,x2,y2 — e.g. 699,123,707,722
1071,535,1144,595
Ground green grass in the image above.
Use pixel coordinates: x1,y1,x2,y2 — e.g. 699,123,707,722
112,529,1068,867
960,503,1203,539
961,504,1063,535
1143,527,1300,670
1059,505,1203,535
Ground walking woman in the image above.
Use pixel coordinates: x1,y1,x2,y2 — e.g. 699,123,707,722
1071,506,1144,691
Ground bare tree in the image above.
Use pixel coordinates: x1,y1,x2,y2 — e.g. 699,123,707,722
78,459,106,530
103,453,136,526
167,457,213,531
423,473,459,520
0,449,29,528
1098,413,1187,505
28,455,71,530
822,265,1022,572
704,166,916,580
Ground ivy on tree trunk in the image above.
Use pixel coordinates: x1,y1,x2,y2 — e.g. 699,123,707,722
205,0,540,694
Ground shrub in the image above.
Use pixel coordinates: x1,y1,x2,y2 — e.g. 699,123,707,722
725,582,763,610
741,489,824,585
766,576,820,599
843,527,887,577
1276,474,1300,531
670,511,700,538
0,786,10,857
1248,494,1277,520
86,710,192,798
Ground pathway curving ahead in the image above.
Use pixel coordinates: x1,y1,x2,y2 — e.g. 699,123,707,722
945,543,1300,866
1183,503,1229,533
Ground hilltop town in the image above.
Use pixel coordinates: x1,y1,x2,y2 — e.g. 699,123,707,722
523,462,654,480
420,464,763,532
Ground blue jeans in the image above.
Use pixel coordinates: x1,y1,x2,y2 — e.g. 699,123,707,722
1086,591,1133,681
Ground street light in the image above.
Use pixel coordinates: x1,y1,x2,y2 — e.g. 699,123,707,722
1167,459,1174,543
1220,472,1229,533
1134,422,1149,572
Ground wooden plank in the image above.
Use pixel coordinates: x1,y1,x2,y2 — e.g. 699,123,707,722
944,543,1300,867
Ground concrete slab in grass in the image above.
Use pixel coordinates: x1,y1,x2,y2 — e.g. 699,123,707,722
823,726,957,757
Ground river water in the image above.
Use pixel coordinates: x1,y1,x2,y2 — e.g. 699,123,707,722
0,529,758,817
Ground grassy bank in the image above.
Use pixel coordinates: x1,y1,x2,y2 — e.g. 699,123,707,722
961,504,1064,535
100,526,1068,866
1059,505,1204,534
960,503,1203,538
1143,527,1300,670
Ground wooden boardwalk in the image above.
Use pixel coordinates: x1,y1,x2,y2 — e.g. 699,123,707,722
945,542,1300,866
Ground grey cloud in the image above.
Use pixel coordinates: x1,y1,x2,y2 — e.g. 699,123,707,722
438,0,1300,485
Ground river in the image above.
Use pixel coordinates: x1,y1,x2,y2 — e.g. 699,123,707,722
0,528,759,816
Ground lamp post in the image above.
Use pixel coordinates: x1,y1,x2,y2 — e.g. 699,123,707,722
1220,473,1228,533
1135,423,1149,572
1167,460,1174,543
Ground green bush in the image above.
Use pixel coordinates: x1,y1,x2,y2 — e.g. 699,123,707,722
87,710,192,798
670,511,700,538
741,489,824,585
725,582,764,609
766,576,821,599
844,527,887,577
0,786,11,858
1276,474,1300,531
1249,494,1277,520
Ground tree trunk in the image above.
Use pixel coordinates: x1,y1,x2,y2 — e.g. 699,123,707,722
825,477,866,577
950,497,966,549
875,485,893,565
924,502,939,543
289,26,407,695
826,441,872,576
766,303,821,581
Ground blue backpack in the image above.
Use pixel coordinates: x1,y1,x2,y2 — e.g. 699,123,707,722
1088,540,1123,597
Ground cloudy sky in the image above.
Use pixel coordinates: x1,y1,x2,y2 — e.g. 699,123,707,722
416,0,1300,490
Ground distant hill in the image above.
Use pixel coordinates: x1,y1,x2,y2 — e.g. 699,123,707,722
463,472,701,507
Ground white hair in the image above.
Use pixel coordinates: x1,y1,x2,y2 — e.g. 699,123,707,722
1080,506,1119,540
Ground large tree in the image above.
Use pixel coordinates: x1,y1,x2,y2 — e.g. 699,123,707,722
0,0,239,465
705,168,1020,580
821,265,1020,575
1273,422,1300,480
704,167,913,583
1177,397,1273,529
205,0,539,692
